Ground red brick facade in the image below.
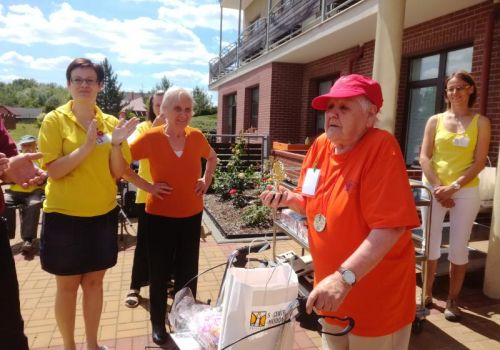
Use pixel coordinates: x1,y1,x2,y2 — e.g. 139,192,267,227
216,1,499,164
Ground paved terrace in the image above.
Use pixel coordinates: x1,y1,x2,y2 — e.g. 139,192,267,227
10,216,500,350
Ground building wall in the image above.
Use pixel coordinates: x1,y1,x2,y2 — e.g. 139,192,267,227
0,106,17,129
216,1,500,163
397,0,499,163
244,0,268,27
269,63,304,143
217,63,274,135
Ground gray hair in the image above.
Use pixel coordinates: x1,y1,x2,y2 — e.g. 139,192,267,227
355,95,374,113
161,86,194,111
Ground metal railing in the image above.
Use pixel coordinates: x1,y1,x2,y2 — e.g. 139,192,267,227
206,134,270,170
209,0,362,83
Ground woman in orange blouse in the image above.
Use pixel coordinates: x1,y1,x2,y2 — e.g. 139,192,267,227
130,87,217,345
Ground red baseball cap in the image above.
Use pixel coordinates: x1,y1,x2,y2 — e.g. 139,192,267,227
311,74,383,111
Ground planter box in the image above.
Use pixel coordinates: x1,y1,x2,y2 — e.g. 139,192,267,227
272,142,310,151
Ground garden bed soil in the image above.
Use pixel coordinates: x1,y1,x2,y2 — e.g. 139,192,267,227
204,193,275,238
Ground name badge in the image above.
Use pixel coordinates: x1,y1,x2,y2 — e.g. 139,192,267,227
302,168,320,196
453,136,470,147
96,133,112,145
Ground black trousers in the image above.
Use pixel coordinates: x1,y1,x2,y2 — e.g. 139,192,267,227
0,218,29,349
130,204,149,290
147,212,202,325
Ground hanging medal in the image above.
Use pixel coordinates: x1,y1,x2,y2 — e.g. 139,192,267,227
313,213,327,232
311,150,341,233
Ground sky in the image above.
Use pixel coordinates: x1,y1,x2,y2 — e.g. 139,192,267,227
0,0,240,103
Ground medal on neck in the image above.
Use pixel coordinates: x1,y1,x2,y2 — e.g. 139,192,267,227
313,213,326,232
312,151,340,233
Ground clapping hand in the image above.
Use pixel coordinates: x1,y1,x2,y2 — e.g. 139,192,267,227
112,117,139,146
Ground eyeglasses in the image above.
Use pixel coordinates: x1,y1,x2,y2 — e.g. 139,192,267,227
71,78,97,86
445,85,470,93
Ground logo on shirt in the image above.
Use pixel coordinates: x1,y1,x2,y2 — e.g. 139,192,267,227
345,180,358,193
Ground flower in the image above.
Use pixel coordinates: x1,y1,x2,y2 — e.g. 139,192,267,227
238,172,245,179
229,188,237,196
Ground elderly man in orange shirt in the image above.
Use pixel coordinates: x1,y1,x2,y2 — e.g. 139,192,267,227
261,74,420,350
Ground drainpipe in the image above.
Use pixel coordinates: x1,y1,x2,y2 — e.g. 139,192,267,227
348,44,364,74
236,0,242,68
483,0,500,300
265,0,271,51
479,2,499,115
219,3,223,76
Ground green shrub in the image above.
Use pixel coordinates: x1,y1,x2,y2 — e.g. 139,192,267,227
241,203,272,228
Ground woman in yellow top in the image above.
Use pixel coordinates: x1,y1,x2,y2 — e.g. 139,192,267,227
420,70,491,322
123,90,171,308
38,58,138,350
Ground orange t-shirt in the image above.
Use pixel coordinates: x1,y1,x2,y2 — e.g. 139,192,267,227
297,129,420,337
130,126,211,218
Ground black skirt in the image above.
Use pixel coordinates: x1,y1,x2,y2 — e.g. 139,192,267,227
40,207,119,275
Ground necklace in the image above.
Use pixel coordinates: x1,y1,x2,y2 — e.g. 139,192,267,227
313,148,342,232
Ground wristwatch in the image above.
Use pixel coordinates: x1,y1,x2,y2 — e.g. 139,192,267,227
338,267,356,286
451,181,461,190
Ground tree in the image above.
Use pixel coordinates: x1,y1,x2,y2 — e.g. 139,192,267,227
96,58,124,116
0,79,68,108
192,86,213,116
153,76,172,93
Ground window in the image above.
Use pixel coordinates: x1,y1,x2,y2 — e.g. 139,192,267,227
250,87,259,129
226,93,237,134
316,79,334,135
405,46,473,165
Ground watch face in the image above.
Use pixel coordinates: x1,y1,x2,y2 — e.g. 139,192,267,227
343,270,356,285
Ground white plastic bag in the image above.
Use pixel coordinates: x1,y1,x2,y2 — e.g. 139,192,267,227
169,287,222,350
218,263,298,350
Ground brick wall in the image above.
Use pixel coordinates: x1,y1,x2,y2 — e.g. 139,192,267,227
215,1,500,163
217,63,274,135
269,63,304,143
397,1,499,164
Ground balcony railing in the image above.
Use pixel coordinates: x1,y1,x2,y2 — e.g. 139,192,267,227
209,0,362,83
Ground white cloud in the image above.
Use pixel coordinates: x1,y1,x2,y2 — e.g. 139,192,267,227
0,74,23,83
157,1,239,31
84,52,107,63
0,2,216,65
152,68,208,86
117,69,133,77
0,51,72,70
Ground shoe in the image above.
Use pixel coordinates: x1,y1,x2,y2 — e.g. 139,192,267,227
124,290,141,308
444,299,462,322
21,241,33,254
423,295,433,308
152,323,168,345
97,346,109,350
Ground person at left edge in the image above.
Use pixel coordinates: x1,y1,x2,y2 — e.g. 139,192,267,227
38,57,138,350
0,120,47,350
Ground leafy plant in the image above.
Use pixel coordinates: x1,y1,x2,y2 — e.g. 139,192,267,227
212,134,258,206
241,203,272,228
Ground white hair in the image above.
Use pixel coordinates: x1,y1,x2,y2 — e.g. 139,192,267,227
161,86,194,111
355,95,374,113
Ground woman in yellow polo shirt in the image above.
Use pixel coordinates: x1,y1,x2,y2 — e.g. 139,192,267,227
38,58,138,350
420,70,491,322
